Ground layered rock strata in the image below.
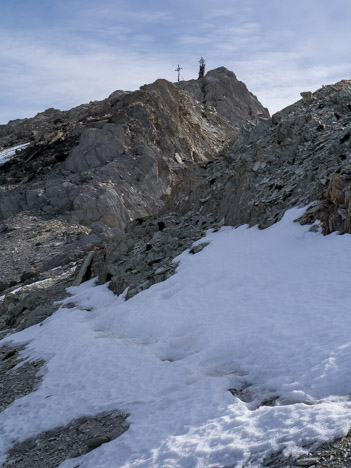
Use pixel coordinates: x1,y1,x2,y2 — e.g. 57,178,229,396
0,68,268,238
2,73,351,468
0,68,268,293
168,80,351,234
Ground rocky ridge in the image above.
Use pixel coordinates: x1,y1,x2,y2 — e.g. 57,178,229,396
83,80,351,301
0,68,270,467
0,68,267,237
166,79,351,233
0,68,267,293
1,70,351,467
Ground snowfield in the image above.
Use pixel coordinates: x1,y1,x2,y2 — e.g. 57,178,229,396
0,143,29,165
1,207,351,467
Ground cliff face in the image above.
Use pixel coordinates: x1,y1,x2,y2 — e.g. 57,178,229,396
0,67,268,291
2,70,351,468
71,79,351,301
178,67,268,127
167,79,351,235
0,68,268,233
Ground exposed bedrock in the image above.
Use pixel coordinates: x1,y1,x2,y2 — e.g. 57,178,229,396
167,79,351,235
0,68,268,238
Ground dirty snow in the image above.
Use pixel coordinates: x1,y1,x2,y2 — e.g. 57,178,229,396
1,207,351,467
0,143,29,165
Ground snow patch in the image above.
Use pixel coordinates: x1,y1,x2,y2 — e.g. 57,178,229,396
0,142,30,165
1,207,351,467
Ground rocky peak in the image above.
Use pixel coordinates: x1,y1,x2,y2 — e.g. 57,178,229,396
166,79,351,235
5,72,351,317
0,67,268,291
2,69,351,468
178,67,269,127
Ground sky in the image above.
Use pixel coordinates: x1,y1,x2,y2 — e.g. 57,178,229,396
0,0,351,124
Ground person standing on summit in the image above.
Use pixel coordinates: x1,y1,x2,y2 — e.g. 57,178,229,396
198,57,205,79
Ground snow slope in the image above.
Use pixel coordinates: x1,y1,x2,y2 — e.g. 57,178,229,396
0,143,29,165
1,207,351,467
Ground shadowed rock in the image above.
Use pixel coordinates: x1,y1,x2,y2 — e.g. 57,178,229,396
3,411,129,468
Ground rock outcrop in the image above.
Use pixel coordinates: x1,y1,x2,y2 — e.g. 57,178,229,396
0,68,268,235
2,69,351,468
167,79,351,234
85,76,351,298
0,67,268,292
178,67,268,127
3,73,351,305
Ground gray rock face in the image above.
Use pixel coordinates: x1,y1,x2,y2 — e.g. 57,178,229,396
83,210,222,299
178,67,269,128
2,72,351,468
0,68,268,240
64,123,125,172
168,79,351,234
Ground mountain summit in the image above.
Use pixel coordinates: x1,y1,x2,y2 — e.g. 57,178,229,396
1,69,351,468
0,67,268,291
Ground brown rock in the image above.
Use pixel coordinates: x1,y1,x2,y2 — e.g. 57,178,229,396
325,173,345,206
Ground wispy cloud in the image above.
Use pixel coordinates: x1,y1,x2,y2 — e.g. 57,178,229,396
232,55,351,113
1,0,351,123
0,31,175,123
83,7,170,24
179,21,261,49
205,5,255,22
179,35,212,46
206,8,236,18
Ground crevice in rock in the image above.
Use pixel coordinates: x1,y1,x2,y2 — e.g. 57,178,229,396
340,132,351,143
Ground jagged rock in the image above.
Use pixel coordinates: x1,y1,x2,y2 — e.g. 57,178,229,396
64,123,125,172
167,79,351,234
72,251,95,286
298,167,351,234
4,75,351,311
0,344,44,413
300,91,314,101
0,68,268,240
87,210,222,299
0,67,267,304
3,411,129,468
178,67,269,127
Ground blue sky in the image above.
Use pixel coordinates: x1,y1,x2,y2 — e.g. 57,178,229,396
1,0,350,123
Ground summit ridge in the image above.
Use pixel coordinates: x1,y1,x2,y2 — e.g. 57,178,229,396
1,67,351,467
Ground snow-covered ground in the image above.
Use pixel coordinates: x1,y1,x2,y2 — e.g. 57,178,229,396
0,142,29,165
2,207,351,467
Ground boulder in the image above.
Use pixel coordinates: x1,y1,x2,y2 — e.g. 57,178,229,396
64,124,124,172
